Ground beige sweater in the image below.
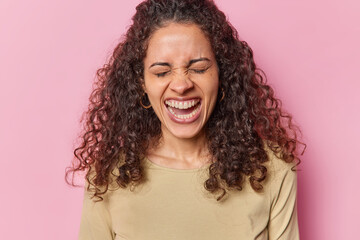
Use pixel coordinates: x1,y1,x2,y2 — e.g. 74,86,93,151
79,151,299,240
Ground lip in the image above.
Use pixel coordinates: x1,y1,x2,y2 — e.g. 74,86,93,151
163,99,202,124
164,96,201,101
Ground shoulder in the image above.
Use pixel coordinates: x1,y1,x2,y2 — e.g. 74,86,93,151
266,148,296,179
262,143,298,200
84,158,123,201
262,144,300,239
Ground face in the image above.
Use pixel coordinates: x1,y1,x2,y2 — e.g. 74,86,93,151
143,22,219,139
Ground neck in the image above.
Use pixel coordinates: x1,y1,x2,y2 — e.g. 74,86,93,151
148,125,211,166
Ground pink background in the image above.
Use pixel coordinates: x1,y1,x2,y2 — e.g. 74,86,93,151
1,0,359,239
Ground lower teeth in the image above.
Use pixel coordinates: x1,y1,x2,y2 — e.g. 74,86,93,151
168,104,200,119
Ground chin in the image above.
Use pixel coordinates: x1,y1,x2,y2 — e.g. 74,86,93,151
165,123,205,140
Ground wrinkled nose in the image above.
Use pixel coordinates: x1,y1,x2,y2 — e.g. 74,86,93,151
169,73,194,94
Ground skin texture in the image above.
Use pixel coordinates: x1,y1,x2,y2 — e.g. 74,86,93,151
66,0,305,202
143,23,219,169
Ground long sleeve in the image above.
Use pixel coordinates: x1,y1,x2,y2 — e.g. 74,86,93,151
268,157,299,240
78,187,115,240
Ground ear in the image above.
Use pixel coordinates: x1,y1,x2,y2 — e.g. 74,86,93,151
140,78,147,93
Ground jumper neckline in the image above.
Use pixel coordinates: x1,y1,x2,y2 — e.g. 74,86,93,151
144,157,211,173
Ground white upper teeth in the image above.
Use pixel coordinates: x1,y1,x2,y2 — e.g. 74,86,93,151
165,99,200,109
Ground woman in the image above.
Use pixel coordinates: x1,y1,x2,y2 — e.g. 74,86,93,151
67,0,305,239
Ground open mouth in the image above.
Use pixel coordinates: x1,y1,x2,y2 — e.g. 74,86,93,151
164,98,202,122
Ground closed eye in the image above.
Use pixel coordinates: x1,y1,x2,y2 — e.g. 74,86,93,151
190,67,208,74
155,71,170,77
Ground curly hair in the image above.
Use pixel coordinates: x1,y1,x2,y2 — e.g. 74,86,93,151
66,0,305,201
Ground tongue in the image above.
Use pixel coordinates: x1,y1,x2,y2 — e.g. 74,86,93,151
169,104,197,115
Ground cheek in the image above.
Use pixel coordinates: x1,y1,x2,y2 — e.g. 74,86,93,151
144,82,165,105
144,76,157,96
207,75,220,96
146,86,161,101
144,74,170,97
207,79,220,110
145,86,164,117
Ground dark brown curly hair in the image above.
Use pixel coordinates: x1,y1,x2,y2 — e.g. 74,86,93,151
66,0,305,201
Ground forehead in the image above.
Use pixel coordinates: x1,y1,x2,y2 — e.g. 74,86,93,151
144,23,214,65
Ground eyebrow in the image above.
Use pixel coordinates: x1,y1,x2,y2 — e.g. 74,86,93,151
149,57,210,69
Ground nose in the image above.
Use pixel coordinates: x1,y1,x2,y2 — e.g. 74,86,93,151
169,72,194,94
